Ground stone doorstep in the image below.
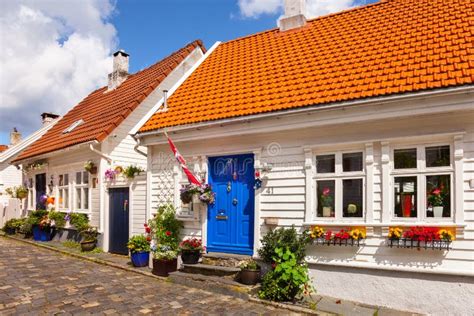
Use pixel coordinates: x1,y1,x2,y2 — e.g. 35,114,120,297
180,263,240,279
202,252,251,268
169,271,259,300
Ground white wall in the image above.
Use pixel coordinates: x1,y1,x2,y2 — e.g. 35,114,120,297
0,162,23,205
147,103,474,314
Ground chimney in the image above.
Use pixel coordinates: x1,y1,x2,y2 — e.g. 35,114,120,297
279,0,308,31
41,112,60,126
108,50,129,91
10,128,22,146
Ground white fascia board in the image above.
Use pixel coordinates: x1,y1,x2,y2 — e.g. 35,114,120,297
0,118,61,163
129,41,222,136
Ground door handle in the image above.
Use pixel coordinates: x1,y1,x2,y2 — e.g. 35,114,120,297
123,200,128,212
232,198,238,206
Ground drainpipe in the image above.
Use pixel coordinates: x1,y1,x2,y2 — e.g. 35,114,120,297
89,142,113,164
132,135,147,158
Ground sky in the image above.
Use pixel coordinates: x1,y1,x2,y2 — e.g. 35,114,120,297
0,0,377,145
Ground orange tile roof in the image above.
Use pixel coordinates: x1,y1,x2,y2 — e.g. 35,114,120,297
15,40,205,161
140,0,473,133
0,145,8,153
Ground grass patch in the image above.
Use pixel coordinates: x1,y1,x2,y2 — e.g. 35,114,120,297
62,240,81,249
85,247,103,254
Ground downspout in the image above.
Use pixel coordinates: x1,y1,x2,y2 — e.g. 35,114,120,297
132,135,147,158
89,142,113,164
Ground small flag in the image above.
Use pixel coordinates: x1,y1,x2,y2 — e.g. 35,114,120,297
165,131,201,185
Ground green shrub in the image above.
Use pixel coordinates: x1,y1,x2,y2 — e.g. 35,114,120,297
62,240,80,249
148,204,182,249
258,247,312,302
48,211,66,228
2,218,25,232
258,226,310,264
69,213,89,232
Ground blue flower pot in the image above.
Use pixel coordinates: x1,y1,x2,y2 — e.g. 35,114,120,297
130,251,150,267
32,225,52,241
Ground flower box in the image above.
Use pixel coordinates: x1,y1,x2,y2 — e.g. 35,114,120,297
312,237,365,247
388,238,451,250
307,226,366,247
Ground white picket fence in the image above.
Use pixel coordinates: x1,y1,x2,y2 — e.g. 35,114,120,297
0,198,25,227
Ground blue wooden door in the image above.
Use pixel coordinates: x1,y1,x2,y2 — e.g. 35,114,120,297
109,188,129,255
207,154,254,255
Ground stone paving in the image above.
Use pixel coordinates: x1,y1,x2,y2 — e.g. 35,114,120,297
0,237,296,315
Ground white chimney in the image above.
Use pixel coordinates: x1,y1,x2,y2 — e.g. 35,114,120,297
108,50,129,91
279,0,308,31
10,128,22,146
41,112,59,126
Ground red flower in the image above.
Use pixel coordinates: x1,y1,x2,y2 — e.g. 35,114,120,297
432,188,441,195
144,223,148,227
146,236,151,242
323,188,330,196
145,227,151,233
165,231,172,236
255,171,260,178
271,262,277,269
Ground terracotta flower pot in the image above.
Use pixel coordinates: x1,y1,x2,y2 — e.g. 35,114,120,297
240,269,260,285
152,258,177,277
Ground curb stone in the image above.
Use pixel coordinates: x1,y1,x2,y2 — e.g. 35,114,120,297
249,297,335,315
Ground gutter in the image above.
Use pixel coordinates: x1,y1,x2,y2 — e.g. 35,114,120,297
89,142,113,164
136,85,474,139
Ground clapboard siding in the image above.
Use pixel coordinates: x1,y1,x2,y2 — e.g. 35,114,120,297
148,108,474,276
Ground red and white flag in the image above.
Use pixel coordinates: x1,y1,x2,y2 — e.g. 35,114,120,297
165,131,201,185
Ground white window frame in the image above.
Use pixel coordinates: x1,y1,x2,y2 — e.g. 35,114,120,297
312,149,366,222
27,177,34,210
389,142,454,223
74,171,90,213
57,172,70,210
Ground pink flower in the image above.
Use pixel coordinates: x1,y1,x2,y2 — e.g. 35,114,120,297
323,188,330,196
432,189,441,195
165,231,171,236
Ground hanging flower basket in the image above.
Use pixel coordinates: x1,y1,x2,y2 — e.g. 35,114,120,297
180,183,215,205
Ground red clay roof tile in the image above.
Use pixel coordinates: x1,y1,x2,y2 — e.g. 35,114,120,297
140,0,473,133
15,40,205,161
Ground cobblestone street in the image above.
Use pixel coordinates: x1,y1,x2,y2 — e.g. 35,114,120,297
0,238,292,315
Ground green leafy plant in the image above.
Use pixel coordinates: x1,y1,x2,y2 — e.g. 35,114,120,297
48,211,66,228
69,213,89,232
2,218,25,232
62,240,81,249
5,185,28,199
79,225,99,242
127,235,151,253
123,165,145,179
239,259,260,271
258,226,310,264
84,160,95,173
148,204,182,249
259,247,313,302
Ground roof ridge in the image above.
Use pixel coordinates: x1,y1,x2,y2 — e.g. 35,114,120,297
221,0,388,46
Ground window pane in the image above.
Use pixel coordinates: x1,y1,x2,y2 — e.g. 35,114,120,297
343,179,363,217
59,189,64,208
64,174,69,185
317,180,335,217
394,148,417,169
83,172,89,184
343,152,363,172
316,155,335,173
394,176,417,218
83,188,89,210
59,175,64,186
426,146,450,167
76,188,82,209
76,172,82,184
426,175,450,218
64,189,69,209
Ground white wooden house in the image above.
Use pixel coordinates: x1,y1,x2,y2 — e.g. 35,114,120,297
132,1,474,314
13,41,206,254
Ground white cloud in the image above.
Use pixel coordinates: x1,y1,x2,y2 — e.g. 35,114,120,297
237,0,358,19
0,0,117,137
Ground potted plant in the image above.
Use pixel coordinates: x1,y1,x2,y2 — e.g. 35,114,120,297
239,259,261,285
2,218,22,235
29,210,53,241
79,225,99,251
123,165,145,180
428,188,444,217
320,188,333,217
180,183,215,205
179,238,203,264
152,244,178,277
5,185,28,200
127,235,151,267
84,160,97,174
